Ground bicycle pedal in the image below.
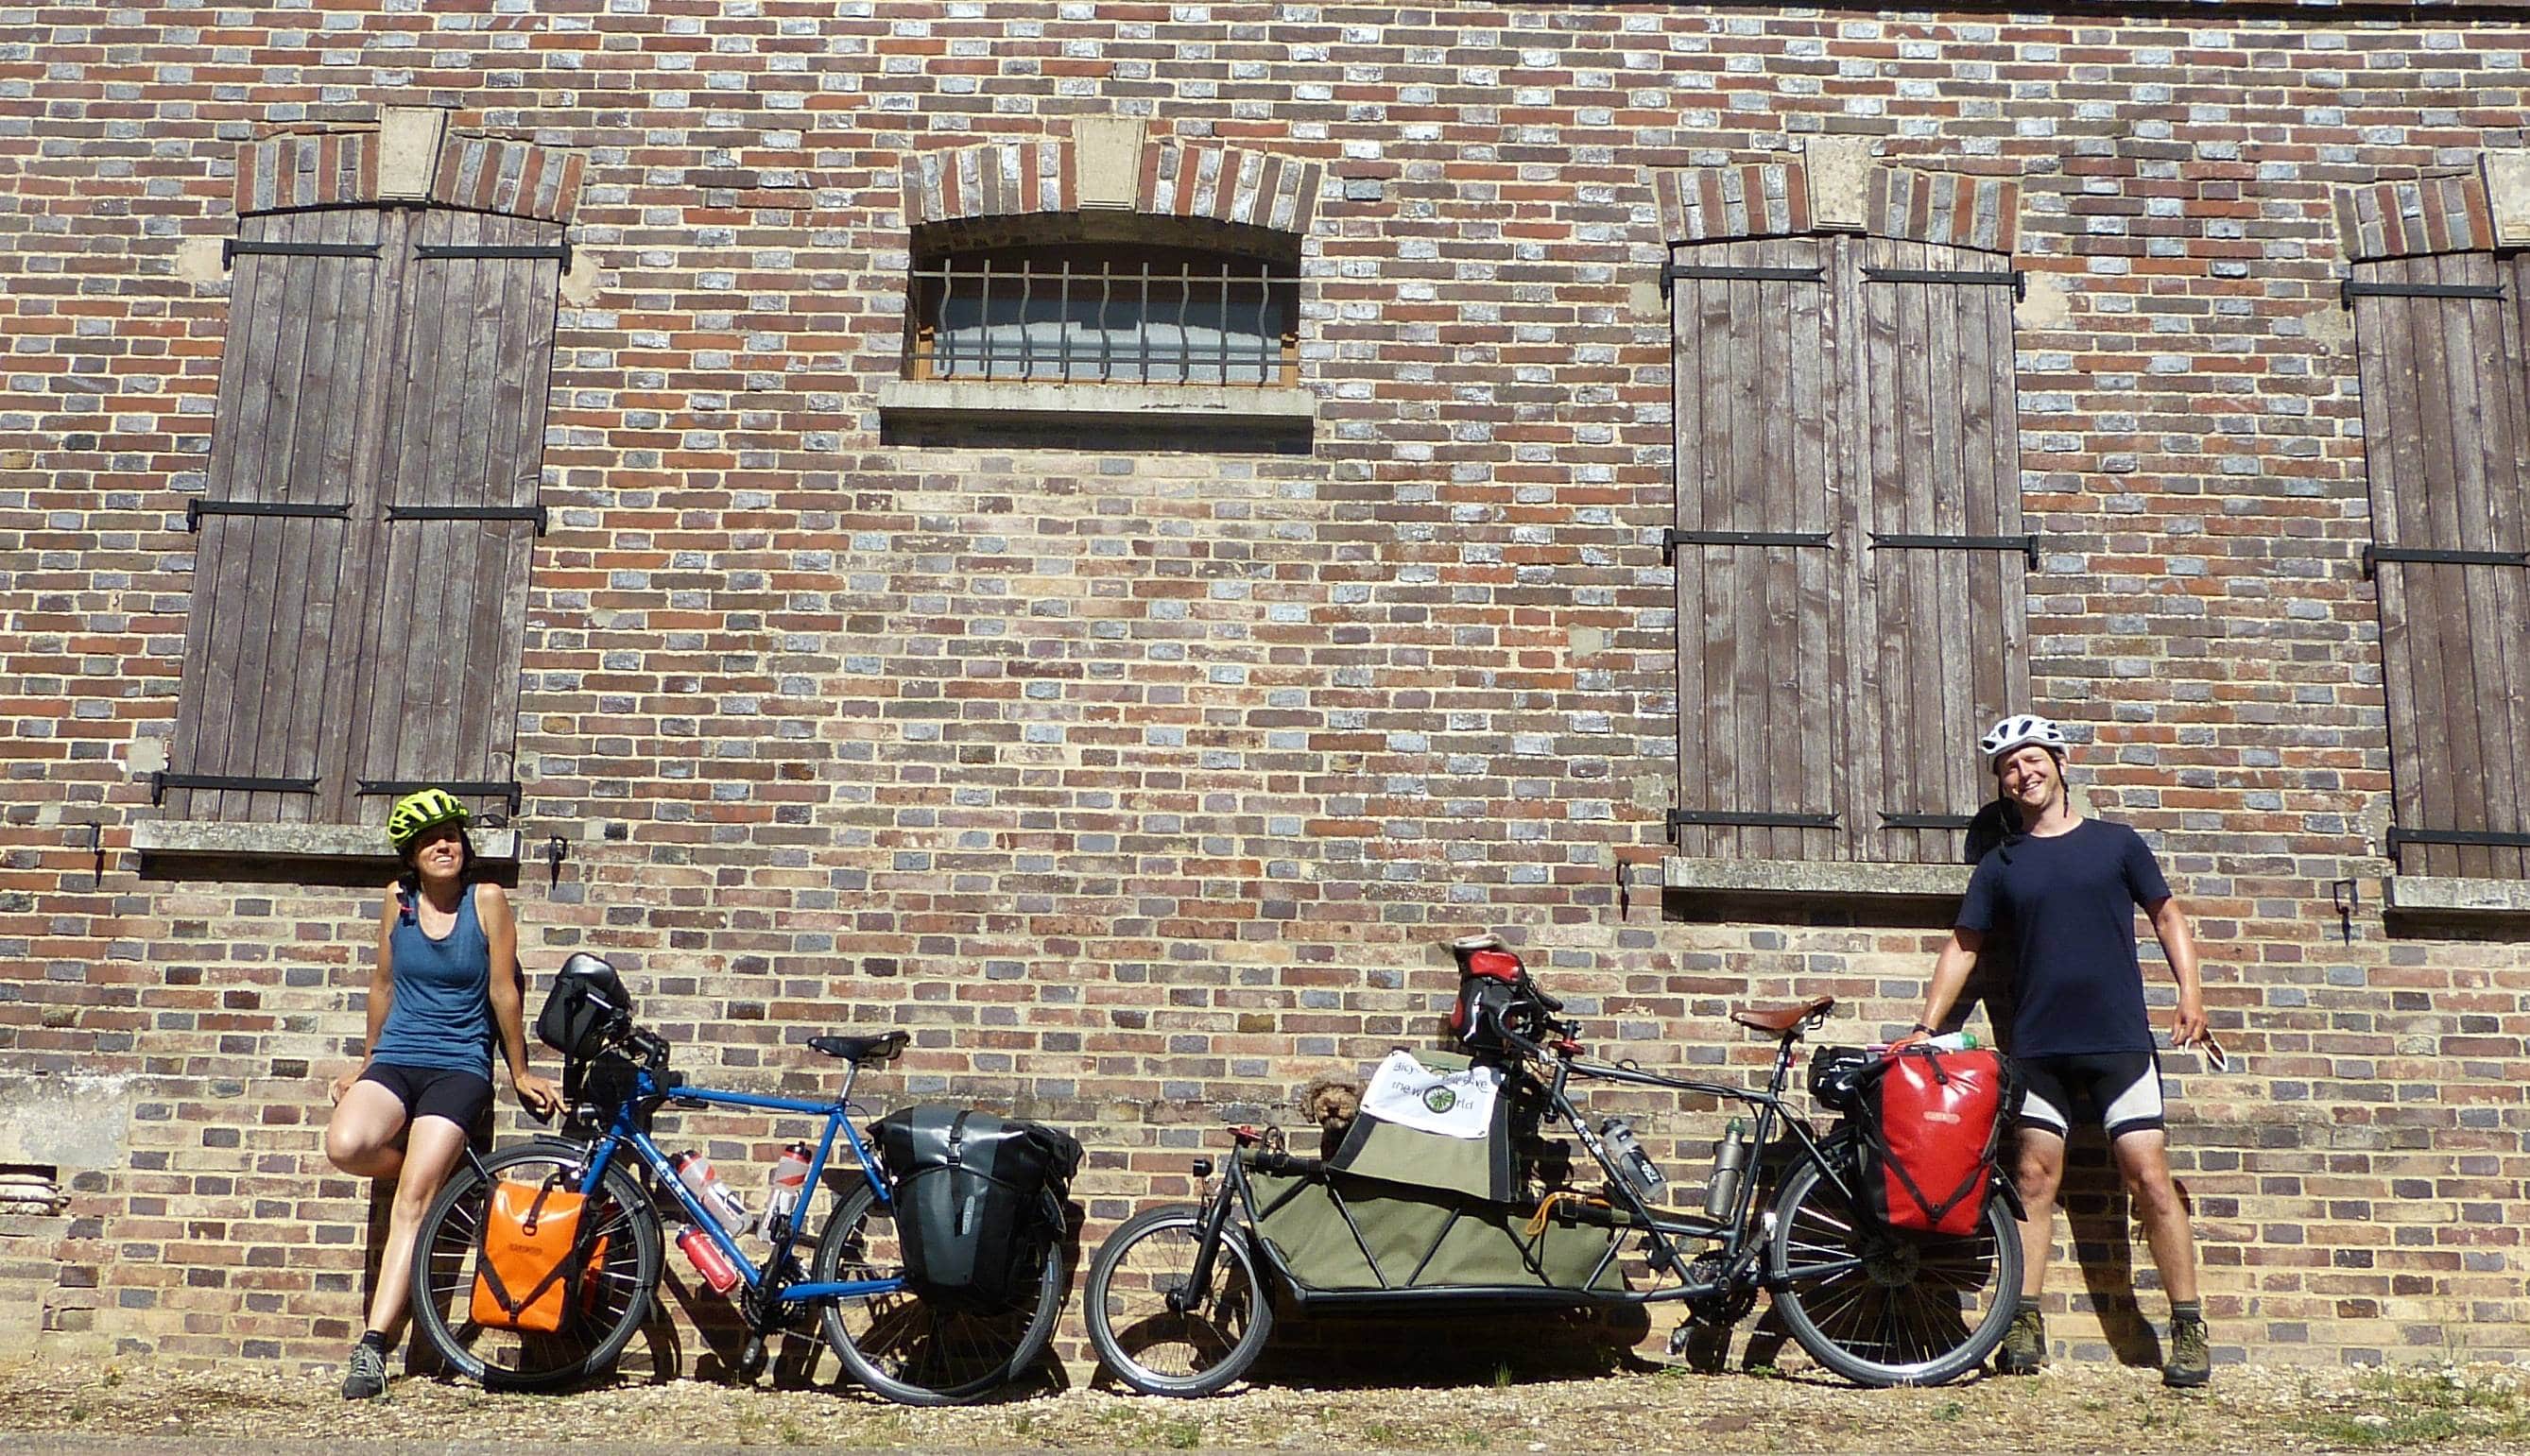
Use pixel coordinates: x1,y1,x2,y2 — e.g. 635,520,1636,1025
1667,1323,1695,1358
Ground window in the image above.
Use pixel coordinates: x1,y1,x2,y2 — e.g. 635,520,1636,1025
161,205,563,830
912,243,1295,386
1669,233,2029,865
2348,250,2530,880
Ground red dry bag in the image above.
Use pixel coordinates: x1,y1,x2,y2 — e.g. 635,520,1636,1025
1862,1047,2019,1237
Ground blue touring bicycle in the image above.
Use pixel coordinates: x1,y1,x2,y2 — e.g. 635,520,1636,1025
405,955,1066,1404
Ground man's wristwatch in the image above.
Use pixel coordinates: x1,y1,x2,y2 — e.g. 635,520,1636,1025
1909,1022,1935,1036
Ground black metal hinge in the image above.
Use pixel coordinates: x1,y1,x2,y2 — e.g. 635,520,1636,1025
1669,808,1839,834
1869,532,2041,570
151,771,318,805
1660,263,1824,298
415,241,573,268
357,779,525,814
2341,278,2504,310
385,503,549,535
2361,544,2529,578
1662,528,1832,564
222,239,383,268
1882,813,1975,831
186,500,352,532
1864,266,2026,302
2388,826,2530,856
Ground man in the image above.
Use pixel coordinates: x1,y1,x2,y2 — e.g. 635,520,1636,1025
1904,713,2213,1389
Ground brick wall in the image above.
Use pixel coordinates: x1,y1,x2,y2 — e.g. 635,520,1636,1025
3,2,2528,1371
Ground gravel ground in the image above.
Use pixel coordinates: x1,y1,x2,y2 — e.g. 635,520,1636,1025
0,1356,2522,1453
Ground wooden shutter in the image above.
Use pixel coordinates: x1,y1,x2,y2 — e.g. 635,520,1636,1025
166,207,558,828
1847,239,2029,865
2351,252,2530,880
346,209,564,826
1669,237,1844,860
164,210,405,822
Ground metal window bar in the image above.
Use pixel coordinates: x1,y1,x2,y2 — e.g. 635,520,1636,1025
914,258,1293,385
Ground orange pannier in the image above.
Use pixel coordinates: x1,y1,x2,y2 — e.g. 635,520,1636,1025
470,1177,609,1332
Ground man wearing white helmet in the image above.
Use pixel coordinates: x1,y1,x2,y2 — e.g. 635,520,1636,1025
1902,712,2213,1389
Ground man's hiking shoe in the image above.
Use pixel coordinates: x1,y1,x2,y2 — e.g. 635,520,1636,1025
340,1341,387,1400
1996,1308,2046,1375
2163,1317,2212,1388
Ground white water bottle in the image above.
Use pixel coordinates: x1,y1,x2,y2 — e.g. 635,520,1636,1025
671,1150,749,1233
759,1141,813,1241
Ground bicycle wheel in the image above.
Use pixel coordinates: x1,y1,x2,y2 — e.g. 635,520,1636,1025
1768,1156,2022,1387
813,1181,1066,1405
1084,1205,1273,1397
409,1141,663,1391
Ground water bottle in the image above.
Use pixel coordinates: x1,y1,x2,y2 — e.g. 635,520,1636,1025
1927,1031,1981,1053
1599,1117,1666,1199
758,1140,813,1241
675,1225,740,1294
1704,1117,1751,1216
670,1150,749,1233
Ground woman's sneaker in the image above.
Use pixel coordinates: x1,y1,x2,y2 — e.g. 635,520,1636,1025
1996,1307,2047,1374
2163,1317,2212,1388
340,1339,387,1400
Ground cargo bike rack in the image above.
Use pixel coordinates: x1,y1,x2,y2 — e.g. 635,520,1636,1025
1083,934,2027,1394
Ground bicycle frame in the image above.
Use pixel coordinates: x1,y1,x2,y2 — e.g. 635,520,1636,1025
577,1054,902,1306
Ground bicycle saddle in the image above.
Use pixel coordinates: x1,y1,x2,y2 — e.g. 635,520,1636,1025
807,1031,910,1063
1730,996,1835,1033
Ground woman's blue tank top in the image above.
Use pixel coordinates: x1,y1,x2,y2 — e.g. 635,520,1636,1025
370,882,494,1078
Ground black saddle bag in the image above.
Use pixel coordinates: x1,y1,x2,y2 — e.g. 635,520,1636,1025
873,1105,1082,1310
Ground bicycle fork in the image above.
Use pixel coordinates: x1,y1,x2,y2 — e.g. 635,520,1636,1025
1173,1157,1241,1314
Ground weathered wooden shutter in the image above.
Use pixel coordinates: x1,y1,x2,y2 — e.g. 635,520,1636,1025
166,206,558,828
2350,252,2530,880
1847,239,2030,865
345,209,564,827
164,209,407,822
1668,237,1844,860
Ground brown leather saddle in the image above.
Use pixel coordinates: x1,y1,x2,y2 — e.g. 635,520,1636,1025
1730,995,1835,1034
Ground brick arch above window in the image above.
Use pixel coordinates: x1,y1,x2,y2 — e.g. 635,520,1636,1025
2334,169,2499,262
1654,160,2021,255
235,129,585,222
903,139,1321,238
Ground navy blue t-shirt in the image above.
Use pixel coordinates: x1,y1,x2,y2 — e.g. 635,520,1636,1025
1955,818,2171,1057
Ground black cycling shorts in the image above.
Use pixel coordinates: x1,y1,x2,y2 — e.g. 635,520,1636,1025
2016,1051,2164,1140
359,1061,493,1128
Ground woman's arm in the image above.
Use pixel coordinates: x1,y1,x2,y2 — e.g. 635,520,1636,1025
2144,895,2207,1047
331,887,400,1104
479,885,559,1115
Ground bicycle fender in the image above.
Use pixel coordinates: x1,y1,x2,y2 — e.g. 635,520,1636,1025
1989,1172,2027,1224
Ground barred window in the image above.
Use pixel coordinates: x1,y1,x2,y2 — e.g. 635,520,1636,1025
909,244,1297,386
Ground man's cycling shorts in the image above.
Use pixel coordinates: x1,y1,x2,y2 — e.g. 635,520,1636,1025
2015,1051,2164,1139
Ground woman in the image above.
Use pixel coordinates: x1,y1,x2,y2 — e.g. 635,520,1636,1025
323,787,560,1399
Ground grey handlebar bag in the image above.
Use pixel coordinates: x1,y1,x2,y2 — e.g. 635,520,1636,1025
873,1105,1083,1310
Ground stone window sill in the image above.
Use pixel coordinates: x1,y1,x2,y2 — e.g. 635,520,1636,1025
2384,875,2530,916
1662,856,1973,900
876,378,1315,429
132,819,521,864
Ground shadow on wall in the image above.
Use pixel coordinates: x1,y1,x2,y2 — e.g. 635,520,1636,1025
2058,1127,2167,1369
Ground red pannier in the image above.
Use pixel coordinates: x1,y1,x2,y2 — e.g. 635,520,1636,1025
1861,1047,2020,1237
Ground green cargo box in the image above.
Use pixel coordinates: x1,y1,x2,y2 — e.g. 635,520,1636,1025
1248,1168,1628,1295
1326,1049,1516,1203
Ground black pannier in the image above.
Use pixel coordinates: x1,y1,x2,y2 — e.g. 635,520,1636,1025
874,1105,1082,1310
536,952,634,1060
1807,1045,1878,1114
1444,935,1558,1054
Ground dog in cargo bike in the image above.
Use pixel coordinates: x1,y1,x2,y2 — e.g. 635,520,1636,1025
1082,934,2026,1395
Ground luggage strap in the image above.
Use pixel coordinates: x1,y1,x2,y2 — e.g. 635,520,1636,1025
1521,1190,1609,1241
474,1176,593,1320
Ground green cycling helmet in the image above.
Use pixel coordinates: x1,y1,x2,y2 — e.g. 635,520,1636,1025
386,787,470,852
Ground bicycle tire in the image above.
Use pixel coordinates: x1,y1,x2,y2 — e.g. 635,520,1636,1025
1767,1156,2022,1387
408,1141,663,1392
1084,1205,1274,1398
813,1181,1066,1406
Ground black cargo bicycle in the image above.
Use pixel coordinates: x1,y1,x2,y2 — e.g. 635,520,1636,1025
1085,934,2024,1393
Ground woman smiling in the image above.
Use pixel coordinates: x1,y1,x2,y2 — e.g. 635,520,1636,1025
321,788,561,1398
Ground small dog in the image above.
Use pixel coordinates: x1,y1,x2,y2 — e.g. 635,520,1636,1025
1297,1072,1363,1155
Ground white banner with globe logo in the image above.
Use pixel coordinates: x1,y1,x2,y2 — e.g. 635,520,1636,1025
1358,1050,1503,1139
